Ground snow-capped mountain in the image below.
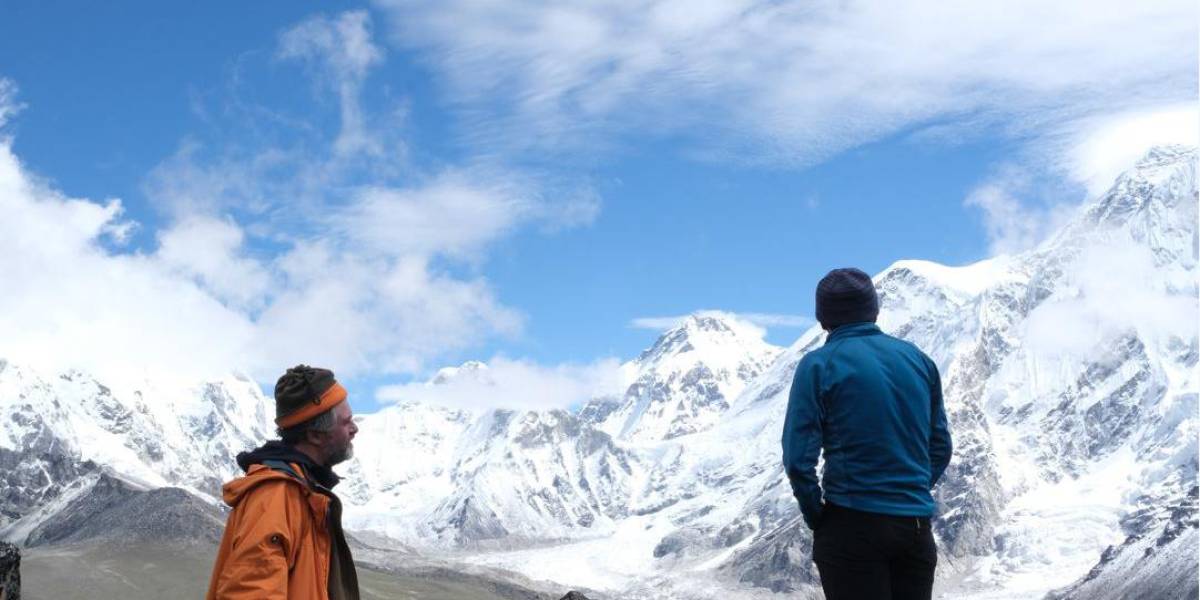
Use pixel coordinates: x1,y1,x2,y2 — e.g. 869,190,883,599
346,400,640,548
344,312,780,548
584,313,781,443
1,146,1195,599
0,364,272,543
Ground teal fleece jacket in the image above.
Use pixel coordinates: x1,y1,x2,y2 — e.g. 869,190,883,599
782,322,952,529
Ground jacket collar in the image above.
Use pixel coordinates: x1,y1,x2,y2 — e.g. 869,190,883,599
236,440,342,489
824,321,882,343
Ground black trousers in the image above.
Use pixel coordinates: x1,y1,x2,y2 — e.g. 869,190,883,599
811,502,937,600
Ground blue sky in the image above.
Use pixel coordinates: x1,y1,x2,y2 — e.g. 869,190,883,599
0,1,1195,413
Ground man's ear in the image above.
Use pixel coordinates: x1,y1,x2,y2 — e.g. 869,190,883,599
304,429,327,446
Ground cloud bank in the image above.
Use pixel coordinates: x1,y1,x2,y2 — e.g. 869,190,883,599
375,357,626,411
374,0,1196,164
0,10,597,385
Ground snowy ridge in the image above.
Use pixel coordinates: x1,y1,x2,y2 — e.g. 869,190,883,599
349,404,640,548
0,362,273,543
588,313,781,443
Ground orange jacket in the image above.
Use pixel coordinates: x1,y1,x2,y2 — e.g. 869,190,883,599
206,463,334,600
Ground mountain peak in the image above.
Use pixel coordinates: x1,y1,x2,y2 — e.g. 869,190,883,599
1084,145,1197,228
679,313,742,335
639,312,767,364
1133,144,1195,170
879,258,1012,298
430,361,489,385
603,313,782,441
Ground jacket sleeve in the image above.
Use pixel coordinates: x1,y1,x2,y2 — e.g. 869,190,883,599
212,481,301,600
782,356,825,530
928,361,952,487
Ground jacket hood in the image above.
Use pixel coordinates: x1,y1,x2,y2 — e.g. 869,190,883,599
235,440,341,489
221,464,299,507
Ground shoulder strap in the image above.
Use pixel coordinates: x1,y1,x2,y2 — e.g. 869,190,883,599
261,459,310,487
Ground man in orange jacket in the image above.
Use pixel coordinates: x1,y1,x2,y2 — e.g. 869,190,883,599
207,365,361,600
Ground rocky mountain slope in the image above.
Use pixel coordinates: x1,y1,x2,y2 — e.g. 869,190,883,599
0,367,271,544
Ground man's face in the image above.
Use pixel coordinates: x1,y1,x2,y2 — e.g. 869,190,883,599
322,400,358,466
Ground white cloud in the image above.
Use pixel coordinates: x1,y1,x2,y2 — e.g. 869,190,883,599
1023,237,1198,359
373,0,1196,164
0,11,595,388
279,10,382,80
964,169,1077,256
255,249,522,377
737,313,815,328
156,215,272,310
1064,103,1200,196
375,357,626,411
630,316,687,330
0,79,22,129
142,140,286,218
0,130,526,383
631,310,811,332
0,140,257,382
331,172,603,261
333,172,534,260
279,10,387,158
967,103,1198,256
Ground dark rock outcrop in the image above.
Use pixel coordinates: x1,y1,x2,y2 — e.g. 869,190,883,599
0,541,18,600
25,473,223,547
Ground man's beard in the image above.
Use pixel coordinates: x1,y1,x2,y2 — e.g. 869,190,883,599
327,442,354,466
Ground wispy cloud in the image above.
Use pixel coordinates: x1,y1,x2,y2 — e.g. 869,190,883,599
0,79,22,128
1023,237,1198,359
376,357,626,411
966,103,1199,256
631,310,812,332
155,215,272,311
629,316,688,331
373,0,1196,164
964,169,1076,256
278,10,387,158
1063,103,1199,196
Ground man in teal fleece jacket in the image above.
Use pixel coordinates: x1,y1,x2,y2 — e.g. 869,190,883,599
782,267,952,600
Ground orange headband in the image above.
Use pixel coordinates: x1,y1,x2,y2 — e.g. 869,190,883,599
275,382,348,428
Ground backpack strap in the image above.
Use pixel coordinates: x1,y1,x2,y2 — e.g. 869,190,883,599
261,459,310,487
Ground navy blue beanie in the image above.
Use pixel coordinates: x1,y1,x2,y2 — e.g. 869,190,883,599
815,268,879,330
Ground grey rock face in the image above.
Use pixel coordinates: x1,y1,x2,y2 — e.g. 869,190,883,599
576,398,620,426
653,528,707,559
0,541,18,600
0,429,98,530
435,496,510,543
718,517,819,593
24,473,223,548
